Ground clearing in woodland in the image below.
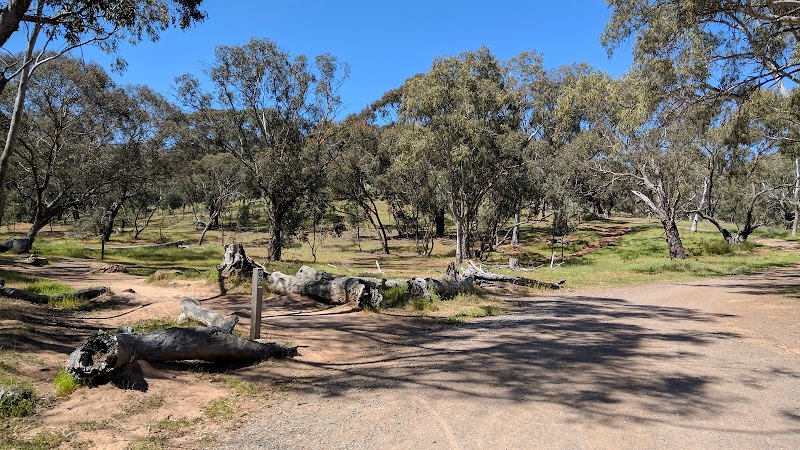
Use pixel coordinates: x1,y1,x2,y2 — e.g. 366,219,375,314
0,219,799,449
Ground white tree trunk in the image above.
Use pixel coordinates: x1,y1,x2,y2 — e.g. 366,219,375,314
0,6,42,225
691,178,709,232
455,218,463,263
793,157,799,236
511,212,520,246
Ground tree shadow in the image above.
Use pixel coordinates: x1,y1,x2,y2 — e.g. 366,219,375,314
233,292,800,433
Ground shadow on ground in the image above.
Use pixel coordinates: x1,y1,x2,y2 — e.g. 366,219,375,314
235,292,796,432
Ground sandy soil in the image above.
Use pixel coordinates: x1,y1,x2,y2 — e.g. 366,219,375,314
3,240,800,449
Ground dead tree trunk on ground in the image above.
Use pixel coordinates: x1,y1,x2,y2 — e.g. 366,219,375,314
66,328,297,381
0,286,109,304
463,261,565,290
177,298,238,333
268,266,382,308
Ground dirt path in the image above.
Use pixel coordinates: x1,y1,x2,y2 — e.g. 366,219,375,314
217,264,800,449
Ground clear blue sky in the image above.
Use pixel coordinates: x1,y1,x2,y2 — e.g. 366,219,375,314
69,0,632,116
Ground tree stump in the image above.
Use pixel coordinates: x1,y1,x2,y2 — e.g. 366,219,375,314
217,243,263,279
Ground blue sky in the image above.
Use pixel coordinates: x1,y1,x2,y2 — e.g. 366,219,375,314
58,1,631,115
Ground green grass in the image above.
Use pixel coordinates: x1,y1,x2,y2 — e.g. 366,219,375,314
446,304,507,323
0,428,67,450
150,417,196,438
753,226,800,241
204,397,235,421
122,318,183,333
529,225,800,289
121,395,166,416
0,383,36,419
0,269,38,286
48,294,92,310
380,285,409,308
53,369,82,398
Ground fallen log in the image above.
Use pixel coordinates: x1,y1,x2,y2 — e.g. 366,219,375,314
82,240,186,251
0,286,110,304
0,238,32,253
0,286,49,303
177,298,238,334
268,266,382,308
66,328,297,381
464,261,565,290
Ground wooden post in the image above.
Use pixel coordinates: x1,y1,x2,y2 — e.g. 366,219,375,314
101,238,105,260
250,268,263,340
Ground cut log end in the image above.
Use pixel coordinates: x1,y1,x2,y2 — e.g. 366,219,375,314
66,328,297,381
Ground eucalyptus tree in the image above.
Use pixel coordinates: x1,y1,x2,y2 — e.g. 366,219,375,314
508,55,603,237
328,114,392,254
176,38,348,260
5,56,118,247
690,93,788,243
379,122,443,255
91,85,180,242
392,47,524,263
560,69,707,259
0,0,207,227
189,153,247,246
603,0,799,95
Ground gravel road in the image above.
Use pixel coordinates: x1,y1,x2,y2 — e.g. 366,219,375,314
218,261,800,449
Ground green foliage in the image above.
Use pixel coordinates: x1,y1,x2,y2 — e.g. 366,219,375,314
53,369,82,398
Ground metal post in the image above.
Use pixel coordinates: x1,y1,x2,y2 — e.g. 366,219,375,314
250,267,263,340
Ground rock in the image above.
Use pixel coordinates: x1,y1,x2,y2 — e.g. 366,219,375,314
123,288,136,294
23,255,47,266
88,263,128,274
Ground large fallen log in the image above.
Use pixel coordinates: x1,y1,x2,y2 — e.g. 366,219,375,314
0,238,32,253
66,327,297,381
268,266,382,308
0,286,109,304
83,240,186,251
464,261,565,290
0,286,49,303
177,298,238,334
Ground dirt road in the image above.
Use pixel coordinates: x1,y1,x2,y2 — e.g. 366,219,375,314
218,266,800,449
